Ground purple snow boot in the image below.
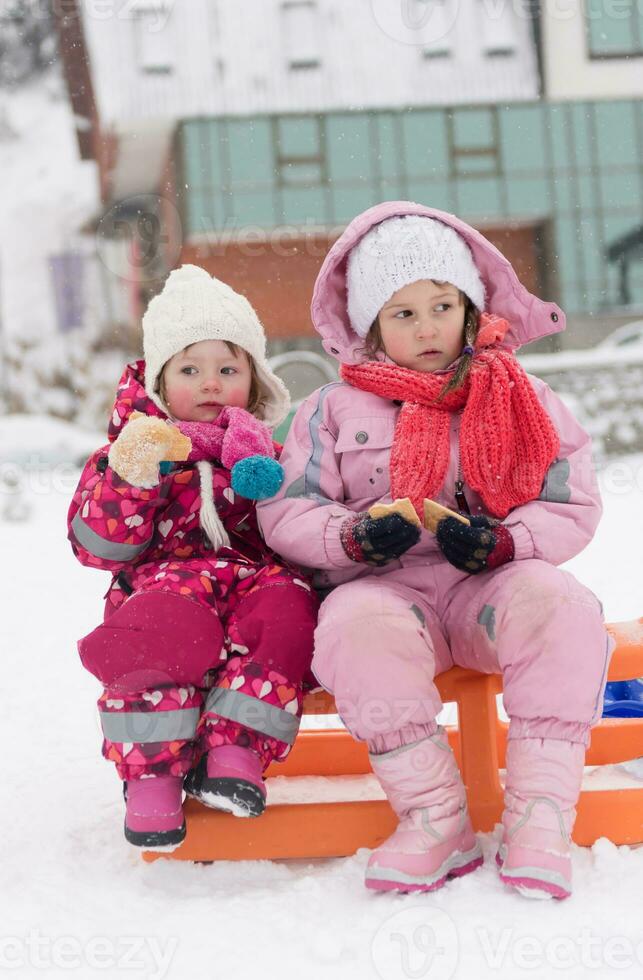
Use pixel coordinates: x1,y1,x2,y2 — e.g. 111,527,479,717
365,729,483,893
184,745,267,817
123,775,186,850
496,737,585,900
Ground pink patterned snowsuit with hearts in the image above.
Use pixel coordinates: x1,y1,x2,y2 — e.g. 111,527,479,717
68,361,318,782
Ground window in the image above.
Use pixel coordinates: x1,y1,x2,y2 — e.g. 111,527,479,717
449,108,501,177
274,116,326,186
586,0,643,57
133,2,174,74
478,0,518,57
419,0,454,59
281,1,321,70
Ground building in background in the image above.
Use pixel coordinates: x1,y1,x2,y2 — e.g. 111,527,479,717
538,0,643,332
56,0,643,353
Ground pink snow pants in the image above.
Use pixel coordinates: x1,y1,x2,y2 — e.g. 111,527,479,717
78,558,318,780
312,559,613,753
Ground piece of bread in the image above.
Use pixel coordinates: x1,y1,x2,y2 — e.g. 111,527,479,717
368,497,422,527
423,499,471,533
128,411,192,461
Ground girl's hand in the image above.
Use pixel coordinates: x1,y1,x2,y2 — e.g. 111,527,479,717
436,515,515,573
340,511,421,566
108,414,191,488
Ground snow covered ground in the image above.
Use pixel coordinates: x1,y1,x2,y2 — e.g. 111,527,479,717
1,446,642,980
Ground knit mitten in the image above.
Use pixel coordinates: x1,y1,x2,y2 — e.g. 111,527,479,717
176,410,284,500
340,511,421,566
436,515,515,574
108,414,191,488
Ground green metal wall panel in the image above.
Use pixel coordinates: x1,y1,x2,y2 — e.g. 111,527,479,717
594,102,639,167
226,120,274,185
178,98,643,314
327,115,374,182
375,115,406,180
406,179,452,211
402,111,449,177
506,177,550,216
500,106,546,173
455,178,502,218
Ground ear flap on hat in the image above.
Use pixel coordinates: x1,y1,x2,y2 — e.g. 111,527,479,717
253,365,291,429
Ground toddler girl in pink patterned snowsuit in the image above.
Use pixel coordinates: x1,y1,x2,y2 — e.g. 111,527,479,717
258,203,614,900
68,265,318,849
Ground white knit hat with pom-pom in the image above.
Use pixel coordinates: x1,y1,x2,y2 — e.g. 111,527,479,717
143,264,290,429
347,215,486,338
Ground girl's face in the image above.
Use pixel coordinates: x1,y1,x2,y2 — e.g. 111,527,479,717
162,339,252,421
377,280,466,372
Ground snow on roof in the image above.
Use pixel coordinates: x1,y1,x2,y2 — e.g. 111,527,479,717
80,0,539,128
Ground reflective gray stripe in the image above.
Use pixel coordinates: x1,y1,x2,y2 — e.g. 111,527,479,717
539,458,571,503
292,382,343,504
205,687,300,744
591,632,613,719
365,841,482,887
285,474,306,498
410,604,425,627
478,604,496,642
99,707,200,743
71,511,152,561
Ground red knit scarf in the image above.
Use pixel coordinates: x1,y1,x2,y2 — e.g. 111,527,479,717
340,315,560,519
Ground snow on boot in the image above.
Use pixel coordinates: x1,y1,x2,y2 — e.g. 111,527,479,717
123,775,186,850
366,729,483,893
185,745,266,817
497,737,585,900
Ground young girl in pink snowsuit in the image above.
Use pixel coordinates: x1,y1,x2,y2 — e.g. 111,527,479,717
68,265,318,850
257,202,613,900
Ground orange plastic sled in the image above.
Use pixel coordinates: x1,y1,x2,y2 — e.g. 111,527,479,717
144,618,643,863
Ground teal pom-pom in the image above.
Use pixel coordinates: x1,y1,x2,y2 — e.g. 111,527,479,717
231,455,284,500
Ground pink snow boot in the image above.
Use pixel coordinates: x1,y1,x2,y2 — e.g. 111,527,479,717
365,729,483,893
123,775,186,850
496,738,585,900
184,745,267,817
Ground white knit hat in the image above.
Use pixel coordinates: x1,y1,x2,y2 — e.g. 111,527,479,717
346,215,486,337
142,264,290,429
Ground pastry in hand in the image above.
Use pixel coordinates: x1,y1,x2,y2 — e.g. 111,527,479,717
108,412,192,488
368,497,422,528
423,499,471,534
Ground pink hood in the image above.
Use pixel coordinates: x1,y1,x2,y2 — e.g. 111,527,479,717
311,201,565,364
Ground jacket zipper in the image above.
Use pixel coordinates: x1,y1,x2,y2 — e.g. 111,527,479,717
454,425,471,516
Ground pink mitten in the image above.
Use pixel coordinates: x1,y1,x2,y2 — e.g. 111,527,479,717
219,407,274,468
176,408,274,467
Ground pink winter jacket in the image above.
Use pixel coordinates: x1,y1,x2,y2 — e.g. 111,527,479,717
257,201,602,590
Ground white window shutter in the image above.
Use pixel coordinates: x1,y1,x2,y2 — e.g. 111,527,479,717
478,0,517,56
420,0,454,59
281,1,321,69
134,4,174,73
